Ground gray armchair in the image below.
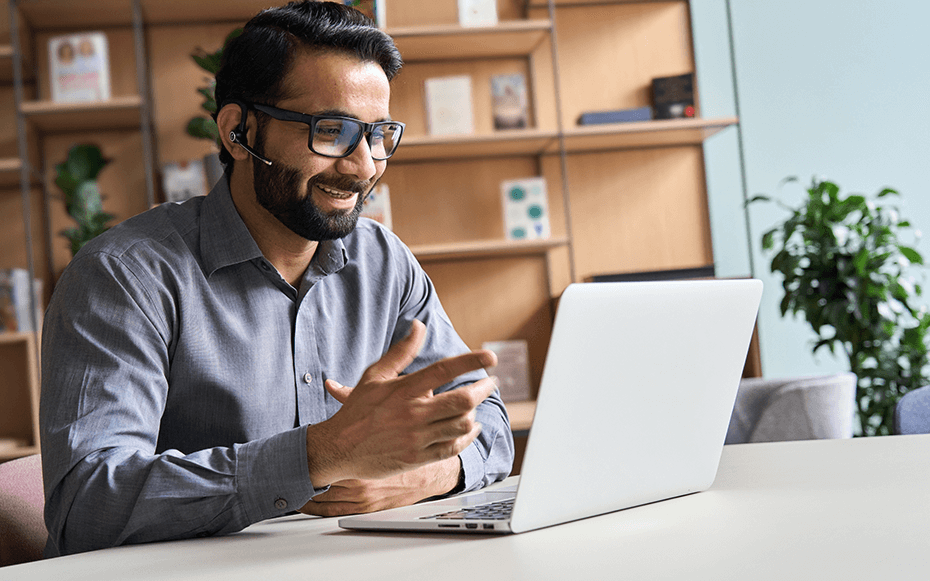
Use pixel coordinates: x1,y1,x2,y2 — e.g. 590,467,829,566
893,385,930,435
725,373,857,444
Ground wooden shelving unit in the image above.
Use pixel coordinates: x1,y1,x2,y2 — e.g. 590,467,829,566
1,0,740,467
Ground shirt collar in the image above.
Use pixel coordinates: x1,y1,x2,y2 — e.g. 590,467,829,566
200,176,264,277
200,175,350,279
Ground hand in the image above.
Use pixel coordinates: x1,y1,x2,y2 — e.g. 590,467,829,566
305,319,497,487
299,456,460,517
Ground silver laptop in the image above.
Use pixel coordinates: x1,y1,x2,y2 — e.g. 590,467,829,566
339,279,763,534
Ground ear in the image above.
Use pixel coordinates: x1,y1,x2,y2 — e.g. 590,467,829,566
216,102,250,162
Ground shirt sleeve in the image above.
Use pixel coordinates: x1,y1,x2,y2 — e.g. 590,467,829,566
390,243,515,493
40,251,321,557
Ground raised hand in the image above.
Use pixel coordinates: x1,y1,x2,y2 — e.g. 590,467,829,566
304,319,498,489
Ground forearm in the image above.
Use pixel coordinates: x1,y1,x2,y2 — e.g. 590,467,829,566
44,427,316,556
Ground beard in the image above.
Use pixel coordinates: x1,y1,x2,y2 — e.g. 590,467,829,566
251,134,373,241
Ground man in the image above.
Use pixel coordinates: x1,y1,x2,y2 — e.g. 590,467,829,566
40,1,513,557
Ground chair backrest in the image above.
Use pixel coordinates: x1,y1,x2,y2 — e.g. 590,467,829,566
0,454,46,567
894,385,930,435
726,373,857,444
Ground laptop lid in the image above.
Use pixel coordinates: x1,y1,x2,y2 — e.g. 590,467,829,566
509,279,762,533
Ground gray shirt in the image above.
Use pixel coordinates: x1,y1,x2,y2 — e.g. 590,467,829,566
40,179,513,556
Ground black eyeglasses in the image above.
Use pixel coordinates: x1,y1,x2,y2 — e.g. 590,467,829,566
250,103,404,161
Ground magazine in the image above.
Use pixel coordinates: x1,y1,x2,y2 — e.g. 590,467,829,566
48,32,112,103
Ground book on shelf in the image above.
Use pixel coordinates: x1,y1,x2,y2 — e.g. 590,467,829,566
0,268,43,333
651,72,696,120
501,176,551,241
577,106,652,126
458,0,498,27
360,183,392,229
491,73,529,130
161,159,208,203
481,340,531,403
48,32,111,103
423,75,475,137
342,0,386,28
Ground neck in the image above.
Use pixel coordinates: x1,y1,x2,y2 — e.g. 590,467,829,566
228,164,318,287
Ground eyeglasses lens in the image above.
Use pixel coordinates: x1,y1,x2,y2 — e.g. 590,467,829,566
312,119,401,160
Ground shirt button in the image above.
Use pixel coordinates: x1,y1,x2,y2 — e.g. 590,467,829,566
303,373,313,385
274,498,288,510
261,262,271,271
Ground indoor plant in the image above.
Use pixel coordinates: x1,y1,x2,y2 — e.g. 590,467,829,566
186,28,242,146
55,144,114,257
752,176,930,436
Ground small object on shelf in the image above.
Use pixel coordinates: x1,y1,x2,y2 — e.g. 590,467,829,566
161,159,208,203
491,73,529,130
651,72,695,120
423,75,475,136
0,268,43,333
361,183,392,229
577,106,653,126
48,32,111,103
501,177,550,241
343,0,386,28
482,340,532,403
457,0,498,27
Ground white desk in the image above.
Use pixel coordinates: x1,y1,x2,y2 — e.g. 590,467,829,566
4,435,929,581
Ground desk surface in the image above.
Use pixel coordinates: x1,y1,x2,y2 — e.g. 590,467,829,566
5,435,930,581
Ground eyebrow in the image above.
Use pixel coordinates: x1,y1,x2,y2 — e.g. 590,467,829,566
312,107,394,123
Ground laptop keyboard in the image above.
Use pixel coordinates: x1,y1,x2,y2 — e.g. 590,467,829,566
421,498,515,521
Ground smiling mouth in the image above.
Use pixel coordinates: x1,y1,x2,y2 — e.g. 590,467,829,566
316,184,357,200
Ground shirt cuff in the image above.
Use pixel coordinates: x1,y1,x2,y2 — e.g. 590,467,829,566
459,442,485,493
236,426,322,523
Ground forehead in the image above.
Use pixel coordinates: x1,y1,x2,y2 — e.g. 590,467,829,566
276,49,391,121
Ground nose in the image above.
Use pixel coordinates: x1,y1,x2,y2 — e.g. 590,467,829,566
335,135,379,182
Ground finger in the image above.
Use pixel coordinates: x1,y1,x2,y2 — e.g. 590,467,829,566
324,379,354,404
426,376,499,422
424,422,483,462
360,319,427,383
397,350,498,398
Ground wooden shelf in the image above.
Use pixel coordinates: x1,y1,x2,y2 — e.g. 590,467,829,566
556,117,739,153
505,400,536,433
0,158,23,188
21,95,143,132
389,20,552,61
0,331,35,345
0,44,13,83
0,442,39,462
17,0,135,29
393,128,558,162
411,237,569,262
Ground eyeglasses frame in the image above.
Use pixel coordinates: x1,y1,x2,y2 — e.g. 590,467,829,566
249,102,405,161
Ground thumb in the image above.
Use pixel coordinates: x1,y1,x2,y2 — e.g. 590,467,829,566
325,378,354,404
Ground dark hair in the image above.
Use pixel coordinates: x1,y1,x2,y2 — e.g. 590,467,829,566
213,0,403,166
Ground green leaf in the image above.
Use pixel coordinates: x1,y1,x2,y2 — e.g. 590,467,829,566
900,246,924,265
64,144,108,182
746,194,771,206
186,117,220,142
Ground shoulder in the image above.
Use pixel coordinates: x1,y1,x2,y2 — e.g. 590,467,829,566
60,198,206,294
343,218,418,265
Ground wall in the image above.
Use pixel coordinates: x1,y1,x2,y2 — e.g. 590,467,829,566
692,0,930,379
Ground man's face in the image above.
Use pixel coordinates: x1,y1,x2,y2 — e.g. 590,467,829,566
251,50,391,241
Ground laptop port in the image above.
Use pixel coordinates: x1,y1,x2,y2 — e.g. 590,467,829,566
438,524,460,528
465,523,478,529
483,524,494,530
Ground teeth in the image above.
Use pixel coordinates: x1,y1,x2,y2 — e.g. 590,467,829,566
318,184,354,199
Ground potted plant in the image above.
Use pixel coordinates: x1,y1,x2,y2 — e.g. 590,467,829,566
751,176,930,436
55,144,114,257
187,28,242,186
